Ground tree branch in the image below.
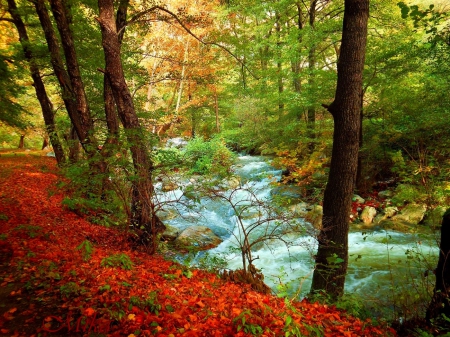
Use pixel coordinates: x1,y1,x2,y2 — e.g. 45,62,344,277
125,5,260,80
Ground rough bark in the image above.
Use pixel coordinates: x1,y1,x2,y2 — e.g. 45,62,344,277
49,0,95,151
7,0,66,165
310,0,369,299
307,0,317,147
97,0,164,252
426,209,450,323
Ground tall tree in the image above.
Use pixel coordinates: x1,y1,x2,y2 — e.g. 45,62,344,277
7,0,66,165
97,0,163,251
310,0,369,299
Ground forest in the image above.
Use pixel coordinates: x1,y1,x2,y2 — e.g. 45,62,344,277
0,0,450,335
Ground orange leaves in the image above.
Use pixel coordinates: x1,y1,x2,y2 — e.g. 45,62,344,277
0,156,396,337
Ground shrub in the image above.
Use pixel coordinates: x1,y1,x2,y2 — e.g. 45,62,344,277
183,136,235,177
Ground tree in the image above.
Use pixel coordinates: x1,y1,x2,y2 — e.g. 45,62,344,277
310,0,369,299
97,0,164,252
6,0,66,164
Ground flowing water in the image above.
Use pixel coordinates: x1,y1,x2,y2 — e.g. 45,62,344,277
158,155,438,308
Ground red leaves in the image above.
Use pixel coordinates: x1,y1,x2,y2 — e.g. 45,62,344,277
0,157,396,336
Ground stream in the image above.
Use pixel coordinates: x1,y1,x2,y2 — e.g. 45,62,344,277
157,154,438,310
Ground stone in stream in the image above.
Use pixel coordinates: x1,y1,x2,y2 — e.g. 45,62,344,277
360,206,377,225
174,226,222,251
378,203,427,231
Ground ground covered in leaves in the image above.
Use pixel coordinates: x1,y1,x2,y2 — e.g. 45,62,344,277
0,155,396,336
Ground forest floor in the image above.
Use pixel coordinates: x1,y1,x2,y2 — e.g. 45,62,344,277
0,154,398,336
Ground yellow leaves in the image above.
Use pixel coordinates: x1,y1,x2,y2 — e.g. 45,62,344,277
127,313,136,321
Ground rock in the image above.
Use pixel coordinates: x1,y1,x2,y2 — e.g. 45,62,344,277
378,190,393,198
360,206,377,225
353,195,365,204
162,180,179,192
384,206,398,218
305,205,322,230
222,176,240,189
161,224,180,241
289,202,309,217
157,209,178,221
174,226,222,251
378,203,427,231
423,206,447,228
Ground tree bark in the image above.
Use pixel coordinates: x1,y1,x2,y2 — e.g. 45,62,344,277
49,0,96,151
97,0,164,251
426,209,450,323
310,0,369,300
7,0,66,165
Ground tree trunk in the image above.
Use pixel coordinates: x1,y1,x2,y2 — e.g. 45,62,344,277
310,0,369,300
426,209,450,323
18,134,25,149
49,0,96,152
7,0,66,165
307,0,317,150
97,0,164,252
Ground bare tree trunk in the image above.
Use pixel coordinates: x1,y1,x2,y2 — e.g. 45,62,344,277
7,0,66,165
427,209,450,323
97,0,164,251
310,0,369,300
307,0,317,150
175,40,189,114
49,0,96,152
18,134,25,149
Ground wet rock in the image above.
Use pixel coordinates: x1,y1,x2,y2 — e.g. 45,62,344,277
378,203,427,231
423,206,446,228
222,176,240,189
353,195,365,204
305,205,322,230
360,206,377,225
157,209,178,221
162,180,179,192
161,224,180,241
373,206,398,224
174,226,222,251
378,190,393,198
289,202,309,217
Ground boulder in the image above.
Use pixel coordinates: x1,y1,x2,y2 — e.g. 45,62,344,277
378,203,427,231
289,202,309,217
423,206,447,228
174,226,222,251
373,206,398,224
161,224,180,242
378,190,393,198
305,205,322,230
157,209,178,221
222,176,240,190
353,195,365,204
360,206,377,225
162,180,179,192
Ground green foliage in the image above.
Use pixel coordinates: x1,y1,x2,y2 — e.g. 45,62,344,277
76,240,94,261
60,155,129,227
232,309,264,336
60,281,83,298
101,253,133,270
152,148,183,169
183,136,235,177
129,291,161,314
196,252,228,274
0,213,9,221
391,184,424,206
14,225,43,238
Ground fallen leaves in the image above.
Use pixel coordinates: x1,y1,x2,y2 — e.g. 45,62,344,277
0,157,397,336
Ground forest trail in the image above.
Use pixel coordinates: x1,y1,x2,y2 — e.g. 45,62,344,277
0,155,395,336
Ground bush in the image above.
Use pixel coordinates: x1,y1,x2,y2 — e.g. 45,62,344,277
183,136,235,177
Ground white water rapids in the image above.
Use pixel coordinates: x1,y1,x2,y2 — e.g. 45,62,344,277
156,155,438,305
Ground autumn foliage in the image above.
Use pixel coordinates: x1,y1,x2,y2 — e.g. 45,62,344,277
0,156,396,336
